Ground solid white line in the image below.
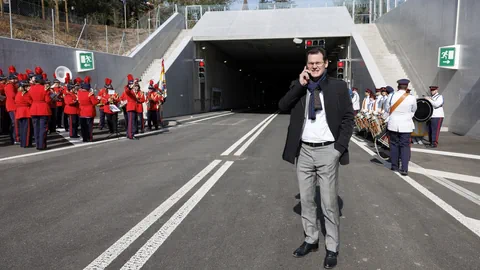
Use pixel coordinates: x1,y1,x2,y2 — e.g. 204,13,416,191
408,167,480,185
0,112,234,163
83,160,222,270
221,114,275,156
350,136,480,238
234,113,279,156
410,148,480,160
187,112,235,124
177,111,232,122
120,160,234,270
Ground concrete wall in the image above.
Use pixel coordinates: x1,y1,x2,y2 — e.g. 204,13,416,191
350,36,376,101
376,0,480,138
0,12,183,106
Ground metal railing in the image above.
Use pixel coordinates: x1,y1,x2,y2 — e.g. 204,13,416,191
176,0,409,29
0,1,176,56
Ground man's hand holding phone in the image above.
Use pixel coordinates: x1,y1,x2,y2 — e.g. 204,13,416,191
299,66,311,86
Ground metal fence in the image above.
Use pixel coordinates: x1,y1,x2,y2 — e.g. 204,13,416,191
177,0,409,29
0,0,176,55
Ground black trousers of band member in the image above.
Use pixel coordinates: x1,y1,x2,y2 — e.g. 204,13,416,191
137,112,144,133
68,114,79,138
48,107,57,132
8,111,18,144
18,118,33,148
122,107,128,128
389,131,411,172
63,109,69,131
147,110,158,130
80,117,94,142
56,106,64,128
32,116,48,150
0,105,7,134
106,112,119,134
427,117,444,147
127,111,137,139
99,107,106,129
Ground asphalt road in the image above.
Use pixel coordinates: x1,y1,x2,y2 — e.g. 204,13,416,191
1,111,479,270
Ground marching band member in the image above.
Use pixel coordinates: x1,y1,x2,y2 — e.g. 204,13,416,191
361,89,372,112
373,88,382,113
52,74,65,129
97,78,111,130
385,79,417,176
351,87,360,115
64,79,80,138
379,87,388,114
368,89,377,113
134,82,146,134
63,73,71,131
0,69,7,135
147,80,161,130
123,74,138,140
44,74,58,134
29,67,52,150
5,66,19,145
426,86,444,148
15,74,33,148
77,76,99,142
101,80,120,134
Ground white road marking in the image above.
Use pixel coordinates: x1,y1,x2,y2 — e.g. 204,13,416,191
410,148,480,160
213,118,248,126
0,112,234,163
221,113,276,156
177,111,232,122
408,167,480,185
351,135,480,238
234,113,279,156
408,163,480,207
120,160,234,270
82,160,222,270
187,112,235,124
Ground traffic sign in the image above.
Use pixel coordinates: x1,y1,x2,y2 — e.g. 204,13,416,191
438,45,460,69
75,50,95,72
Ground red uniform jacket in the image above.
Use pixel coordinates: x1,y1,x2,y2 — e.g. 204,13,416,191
77,90,99,118
54,86,64,107
122,86,138,112
64,92,80,115
15,91,33,119
0,83,6,106
147,91,161,111
5,83,18,112
135,91,146,113
29,84,52,116
101,93,120,114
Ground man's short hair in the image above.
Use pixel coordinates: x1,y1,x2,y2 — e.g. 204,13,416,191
398,85,408,90
306,47,328,62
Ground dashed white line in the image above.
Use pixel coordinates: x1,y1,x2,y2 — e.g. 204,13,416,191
120,160,234,270
408,166,480,185
83,160,222,270
187,112,235,124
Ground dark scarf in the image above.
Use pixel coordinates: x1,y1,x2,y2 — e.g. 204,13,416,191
306,71,327,120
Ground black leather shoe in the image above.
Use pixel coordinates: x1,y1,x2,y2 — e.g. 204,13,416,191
292,242,318,258
400,170,408,176
324,250,338,269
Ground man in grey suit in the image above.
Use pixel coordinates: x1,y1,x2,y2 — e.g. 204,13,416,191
278,48,354,269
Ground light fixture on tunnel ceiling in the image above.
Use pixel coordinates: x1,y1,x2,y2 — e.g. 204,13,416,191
239,69,242,72
201,46,206,50
224,60,227,64
248,74,251,76
293,38,303,44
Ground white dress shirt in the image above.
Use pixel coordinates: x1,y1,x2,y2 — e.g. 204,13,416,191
430,93,445,118
301,90,335,143
352,91,360,111
385,90,417,133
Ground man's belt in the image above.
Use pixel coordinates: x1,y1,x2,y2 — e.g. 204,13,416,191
302,141,334,147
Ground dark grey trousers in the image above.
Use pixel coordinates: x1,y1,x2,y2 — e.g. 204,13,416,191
296,143,341,252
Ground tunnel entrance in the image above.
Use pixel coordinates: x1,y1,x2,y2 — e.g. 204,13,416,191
195,37,351,111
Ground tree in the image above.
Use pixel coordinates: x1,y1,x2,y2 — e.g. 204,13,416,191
42,0,45,20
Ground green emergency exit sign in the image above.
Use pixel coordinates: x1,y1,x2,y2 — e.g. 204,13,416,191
438,45,460,69
75,50,95,72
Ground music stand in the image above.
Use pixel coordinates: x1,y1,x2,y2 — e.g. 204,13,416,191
106,104,122,140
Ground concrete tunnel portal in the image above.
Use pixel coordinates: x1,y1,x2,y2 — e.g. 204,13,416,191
194,37,351,110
